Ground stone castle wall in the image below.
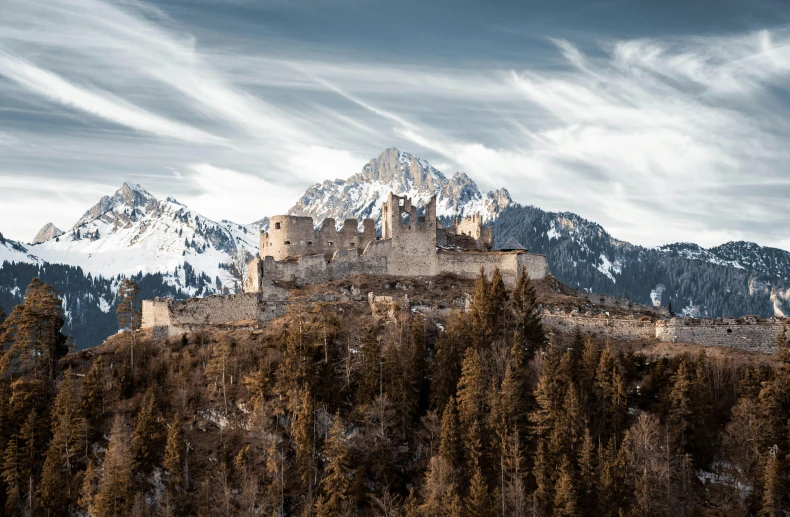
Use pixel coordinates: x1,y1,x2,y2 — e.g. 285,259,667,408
142,293,264,338
542,311,789,353
656,317,787,353
542,312,657,342
263,215,376,261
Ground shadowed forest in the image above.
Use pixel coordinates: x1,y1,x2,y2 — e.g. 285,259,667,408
0,269,787,516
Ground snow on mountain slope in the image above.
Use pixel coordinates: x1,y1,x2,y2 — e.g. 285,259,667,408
0,234,40,266
28,182,260,293
288,148,512,229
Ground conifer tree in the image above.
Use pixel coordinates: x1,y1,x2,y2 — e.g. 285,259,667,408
758,446,782,517
578,427,596,512
80,356,105,440
465,466,492,517
776,325,790,367
315,415,351,517
117,278,141,384
669,360,693,452
163,412,186,491
293,383,315,495
511,265,545,361
456,348,485,471
0,278,68,389
553,456,579,517
531,440,551,517
39,368,83,515
470,268,493,349
79,459,99,513
440,397,462,473
2,436,24,515
132,389,160,474
93,416,135,516
420,455,462,517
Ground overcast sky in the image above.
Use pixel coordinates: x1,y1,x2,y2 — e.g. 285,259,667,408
2,0,790,249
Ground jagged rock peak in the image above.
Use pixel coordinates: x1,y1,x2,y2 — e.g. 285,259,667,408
73,181,156,229
32,223,63,244
358,147,446,187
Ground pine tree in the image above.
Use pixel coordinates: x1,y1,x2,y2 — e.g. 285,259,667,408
440,397,463,473
420,456,462,517
511,265,545,361
163,412,186,491
758,446,782,517
553,456,579,517
93,416,135,516
776,325,790,367
465,466,492,517
456,347,485,471
0,278,68,389
80,356,105,441
293,383,315,495
132,389,160,474
39,368,83,515
314,415,351,517
79,459,99,513
669,360,693,453
578,427,596,512
117,278,141,384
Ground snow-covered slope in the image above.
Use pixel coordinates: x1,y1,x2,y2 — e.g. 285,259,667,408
27,182,260,293
0,233,40,266
288,148,512,229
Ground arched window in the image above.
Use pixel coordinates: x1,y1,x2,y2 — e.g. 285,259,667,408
350,242,355,247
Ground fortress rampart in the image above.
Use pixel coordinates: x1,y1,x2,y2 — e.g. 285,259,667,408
541,310,788,353
248,193,550,290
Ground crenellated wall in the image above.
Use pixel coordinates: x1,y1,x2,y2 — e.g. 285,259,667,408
262,215,376,261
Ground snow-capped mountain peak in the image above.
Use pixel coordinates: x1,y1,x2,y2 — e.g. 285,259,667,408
32,222,63,244
289,147,512,229
26,182,261,294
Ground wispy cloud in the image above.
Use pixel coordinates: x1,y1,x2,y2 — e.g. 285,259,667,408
2,0,790,250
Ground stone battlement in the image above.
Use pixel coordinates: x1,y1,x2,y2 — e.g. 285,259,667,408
247,192,550,291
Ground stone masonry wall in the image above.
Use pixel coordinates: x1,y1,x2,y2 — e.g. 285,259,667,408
263,215,376,261
542,312,657,342
142,293,263,338
656,317,788,353
542,311,789,353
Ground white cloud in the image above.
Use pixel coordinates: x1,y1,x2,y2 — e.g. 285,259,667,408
2,0,790,250
0,51,225,144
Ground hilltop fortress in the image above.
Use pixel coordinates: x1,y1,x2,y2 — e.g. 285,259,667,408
245,192,549,294
141,192,788,354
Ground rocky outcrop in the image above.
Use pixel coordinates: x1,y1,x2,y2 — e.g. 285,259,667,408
32,223,63,244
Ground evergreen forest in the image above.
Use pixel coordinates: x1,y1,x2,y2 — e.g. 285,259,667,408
0,269,787,516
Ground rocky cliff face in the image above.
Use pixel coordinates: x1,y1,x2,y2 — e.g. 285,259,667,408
288,147,512,229
32,223,63,244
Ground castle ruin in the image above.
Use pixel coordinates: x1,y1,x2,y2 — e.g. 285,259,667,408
246,192,549,293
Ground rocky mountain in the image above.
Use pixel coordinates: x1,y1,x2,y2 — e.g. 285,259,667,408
494,205,790,318
32,222,63,244
27,182,260,292
288,147,512,229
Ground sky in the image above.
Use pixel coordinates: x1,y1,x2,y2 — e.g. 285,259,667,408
2,0,790,250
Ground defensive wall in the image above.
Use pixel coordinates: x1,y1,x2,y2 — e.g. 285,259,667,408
248,193,550,291
262,215,377,261
541,310,788,353
142,292,288,339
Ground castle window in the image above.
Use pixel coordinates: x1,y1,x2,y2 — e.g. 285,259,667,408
328,241,333,246
727,328,732,334
350,242,355,247
307,241,313,245
284,241,291,245
275,222,281,229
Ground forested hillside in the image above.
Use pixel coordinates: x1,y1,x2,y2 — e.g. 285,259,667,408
0,271,787,516
494,205,784,318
